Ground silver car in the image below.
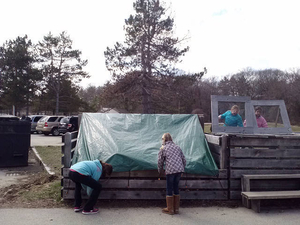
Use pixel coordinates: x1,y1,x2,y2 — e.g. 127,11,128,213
36,116,65,136
28,115,44,133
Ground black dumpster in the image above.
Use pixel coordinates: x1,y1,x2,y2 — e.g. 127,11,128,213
0,117,31,167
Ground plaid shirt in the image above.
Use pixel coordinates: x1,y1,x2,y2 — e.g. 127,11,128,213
158,141,186,175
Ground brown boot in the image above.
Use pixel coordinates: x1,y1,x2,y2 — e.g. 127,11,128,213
174,195,180,214
162,196,174,215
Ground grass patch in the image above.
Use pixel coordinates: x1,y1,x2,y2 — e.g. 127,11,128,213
34,146,62,175
20,178,62,203
291,125,300,132
204,124,211,133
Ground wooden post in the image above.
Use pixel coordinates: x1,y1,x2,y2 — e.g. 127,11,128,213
63,132,72,168
251,200,261,213
275,106,280,127
198,114,204,131
220,134,228,169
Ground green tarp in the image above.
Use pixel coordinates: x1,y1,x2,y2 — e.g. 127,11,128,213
72,113,218,176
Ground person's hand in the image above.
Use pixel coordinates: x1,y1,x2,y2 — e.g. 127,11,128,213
160,145,164,150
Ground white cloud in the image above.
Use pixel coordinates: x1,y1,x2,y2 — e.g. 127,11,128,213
1,0,300,87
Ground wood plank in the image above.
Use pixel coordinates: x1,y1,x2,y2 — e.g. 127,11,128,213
63,179,129,189
208,143,221,155
62,132,72,167
62,168,227,179
70,131,78,139
63,179,228,190
205,134,221,145
230,159,300,169
230,191,242,200
220,135,228,169
242,191,300,200
182,169,228,179
242,174,300,179
230,169,300,178
211,152,220,168
70,139,77,149
230,179,300,190
62,190,228,200
230,137,300,147
231,149,300,158
251,199,260,213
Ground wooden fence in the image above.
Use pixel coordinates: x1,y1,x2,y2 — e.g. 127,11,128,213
61,131,228,200
205,133,300,200
61,132,300,200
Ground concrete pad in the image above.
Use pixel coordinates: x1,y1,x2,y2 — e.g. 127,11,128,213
0,207,300,225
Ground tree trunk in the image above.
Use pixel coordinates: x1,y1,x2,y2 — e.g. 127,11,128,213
55,91,59,114
142,84,150,114
141,77,152,114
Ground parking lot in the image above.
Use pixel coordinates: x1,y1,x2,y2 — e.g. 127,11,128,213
31,133,64,147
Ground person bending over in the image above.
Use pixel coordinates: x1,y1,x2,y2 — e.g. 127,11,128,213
69,160,112,215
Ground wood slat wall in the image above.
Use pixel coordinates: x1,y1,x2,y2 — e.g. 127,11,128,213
229,134,300,200
205,134,228,169
62,190,228,200
61,132,229,200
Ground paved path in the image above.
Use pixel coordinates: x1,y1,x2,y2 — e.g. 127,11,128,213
30,133,63,146
0,207,300,225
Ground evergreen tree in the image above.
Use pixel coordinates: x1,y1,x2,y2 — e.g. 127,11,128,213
38,31,89,114
104,0,189,113
0,36,42,115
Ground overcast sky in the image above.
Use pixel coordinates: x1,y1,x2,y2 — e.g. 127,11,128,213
1,0,300,88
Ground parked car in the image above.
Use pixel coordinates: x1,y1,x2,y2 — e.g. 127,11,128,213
28,115,45,134
67,116,79,132
0,115,19,121
58,117,70,134
36,116,66,136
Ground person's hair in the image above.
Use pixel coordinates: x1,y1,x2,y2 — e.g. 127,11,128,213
231,105,239,111
255,106,262,112
162,133,173,144
99,161,113,178
104,164,113,176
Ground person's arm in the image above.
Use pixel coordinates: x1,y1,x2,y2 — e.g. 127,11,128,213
181,150,186,169
261,117,268,128
157,147,165,174
237,115,244,127
219,111,228,120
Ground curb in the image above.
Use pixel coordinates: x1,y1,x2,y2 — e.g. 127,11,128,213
31,147,55,175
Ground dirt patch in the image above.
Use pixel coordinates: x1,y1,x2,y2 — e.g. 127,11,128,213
0,172,66,208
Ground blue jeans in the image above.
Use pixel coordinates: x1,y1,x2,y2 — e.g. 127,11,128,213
166,173,181,196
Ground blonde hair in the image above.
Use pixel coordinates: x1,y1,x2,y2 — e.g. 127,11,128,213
162,133,173,145
231,105,239,111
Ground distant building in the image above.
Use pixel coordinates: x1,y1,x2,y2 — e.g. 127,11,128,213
98,108,128,114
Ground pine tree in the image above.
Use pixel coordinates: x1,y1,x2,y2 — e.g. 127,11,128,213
104,0,189,113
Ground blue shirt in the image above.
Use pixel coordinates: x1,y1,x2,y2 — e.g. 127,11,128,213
220,110,243,127
70,160,102,196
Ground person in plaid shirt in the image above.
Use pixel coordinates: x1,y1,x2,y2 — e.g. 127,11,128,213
158,133,186,215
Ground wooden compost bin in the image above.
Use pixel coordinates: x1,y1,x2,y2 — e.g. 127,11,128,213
205,133,300,200
61,131,228,200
